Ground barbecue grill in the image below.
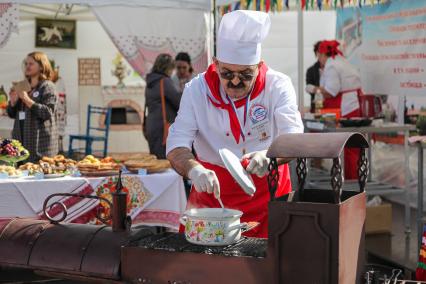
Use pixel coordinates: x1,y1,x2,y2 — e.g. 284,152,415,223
0,133,368,284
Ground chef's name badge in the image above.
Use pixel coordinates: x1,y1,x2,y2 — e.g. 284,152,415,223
249,104,271,142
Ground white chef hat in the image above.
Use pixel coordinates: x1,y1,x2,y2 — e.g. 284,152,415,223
217,10,271,65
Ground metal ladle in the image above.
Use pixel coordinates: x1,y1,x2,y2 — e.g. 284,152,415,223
214,188,225,209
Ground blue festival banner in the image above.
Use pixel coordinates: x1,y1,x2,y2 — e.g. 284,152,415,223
336,0,426,96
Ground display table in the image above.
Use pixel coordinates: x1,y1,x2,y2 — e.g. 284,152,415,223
304,121,416,233
0,170,186,230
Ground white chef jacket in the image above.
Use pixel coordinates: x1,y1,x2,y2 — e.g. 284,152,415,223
320,56,362,116
166,68,304,166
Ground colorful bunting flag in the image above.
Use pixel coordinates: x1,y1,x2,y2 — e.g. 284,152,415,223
247,0,253,9
278,0,284,11
266,0,271,11
217,0,384,13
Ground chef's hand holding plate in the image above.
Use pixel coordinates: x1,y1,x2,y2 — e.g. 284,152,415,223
188,165,220,196
243,150,270,178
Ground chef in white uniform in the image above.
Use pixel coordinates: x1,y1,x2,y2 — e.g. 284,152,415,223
312,40,363,179
166,10,304,238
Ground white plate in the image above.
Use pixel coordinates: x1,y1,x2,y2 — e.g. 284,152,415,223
44,173,66,179
8,175,23,179
219,148,256,196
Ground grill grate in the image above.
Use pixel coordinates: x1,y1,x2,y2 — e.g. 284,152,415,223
131,233,267,258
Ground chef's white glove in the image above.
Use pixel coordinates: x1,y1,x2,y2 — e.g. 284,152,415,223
243,150,270,178
188,165,220,197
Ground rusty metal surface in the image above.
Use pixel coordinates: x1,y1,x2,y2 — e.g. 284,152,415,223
112,192,130,232
267,157,279,201
268,191,366,284
122,246,272,284
0,218,52,267
331,157,344,203
35,270,124,284
358,148,369,192
0,218,154,281
81,227,132,279
266,132,369,159
29,223,107,272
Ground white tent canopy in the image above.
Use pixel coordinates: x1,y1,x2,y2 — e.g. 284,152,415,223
0,0,335,111
0,0,238,10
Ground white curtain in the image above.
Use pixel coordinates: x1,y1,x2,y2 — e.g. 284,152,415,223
0,3,18,48
92,5,210,77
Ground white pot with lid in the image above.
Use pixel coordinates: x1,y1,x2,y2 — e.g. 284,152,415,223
180,208,250,246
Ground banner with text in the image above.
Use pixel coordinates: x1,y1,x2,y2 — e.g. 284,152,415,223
336,0,426,97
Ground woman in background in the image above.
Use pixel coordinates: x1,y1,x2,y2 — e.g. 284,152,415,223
144,53,182,159
312,40,363,179
172,52,194,92
7,51,58,163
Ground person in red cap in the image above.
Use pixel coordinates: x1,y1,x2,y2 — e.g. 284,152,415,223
312,40,363,179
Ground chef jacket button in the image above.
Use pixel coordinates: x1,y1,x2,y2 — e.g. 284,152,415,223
226,132,230,137
242,148,247,155
247,132,251,136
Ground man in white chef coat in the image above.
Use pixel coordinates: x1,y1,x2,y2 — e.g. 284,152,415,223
166,10,304,238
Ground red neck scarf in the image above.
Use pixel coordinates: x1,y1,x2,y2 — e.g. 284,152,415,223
204,63,268,144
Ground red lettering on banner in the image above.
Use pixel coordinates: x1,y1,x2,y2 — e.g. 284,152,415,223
363,53,426,61
393,67,423,74
390,23,426,33
377,38,426,47
400,81,424,89
367,7,426,22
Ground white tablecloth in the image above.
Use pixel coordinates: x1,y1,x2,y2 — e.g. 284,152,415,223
0,170,186,230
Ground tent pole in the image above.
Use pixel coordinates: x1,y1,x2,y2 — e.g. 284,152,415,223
297,3,304,114
213,0,217,57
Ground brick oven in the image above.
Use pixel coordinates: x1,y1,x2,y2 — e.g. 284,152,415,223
78,58,148,154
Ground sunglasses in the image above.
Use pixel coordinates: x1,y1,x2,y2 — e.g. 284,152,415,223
219,70,256,81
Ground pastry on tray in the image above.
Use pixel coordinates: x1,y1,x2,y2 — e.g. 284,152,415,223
124,159,171,173
77,155,121,176
110,152,156,163
19,162,42,175
20,156,78,176
0,165,22,177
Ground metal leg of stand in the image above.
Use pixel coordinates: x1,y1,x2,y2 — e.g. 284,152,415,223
367,133,372,182
418,144,424,253
405,130,411,234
